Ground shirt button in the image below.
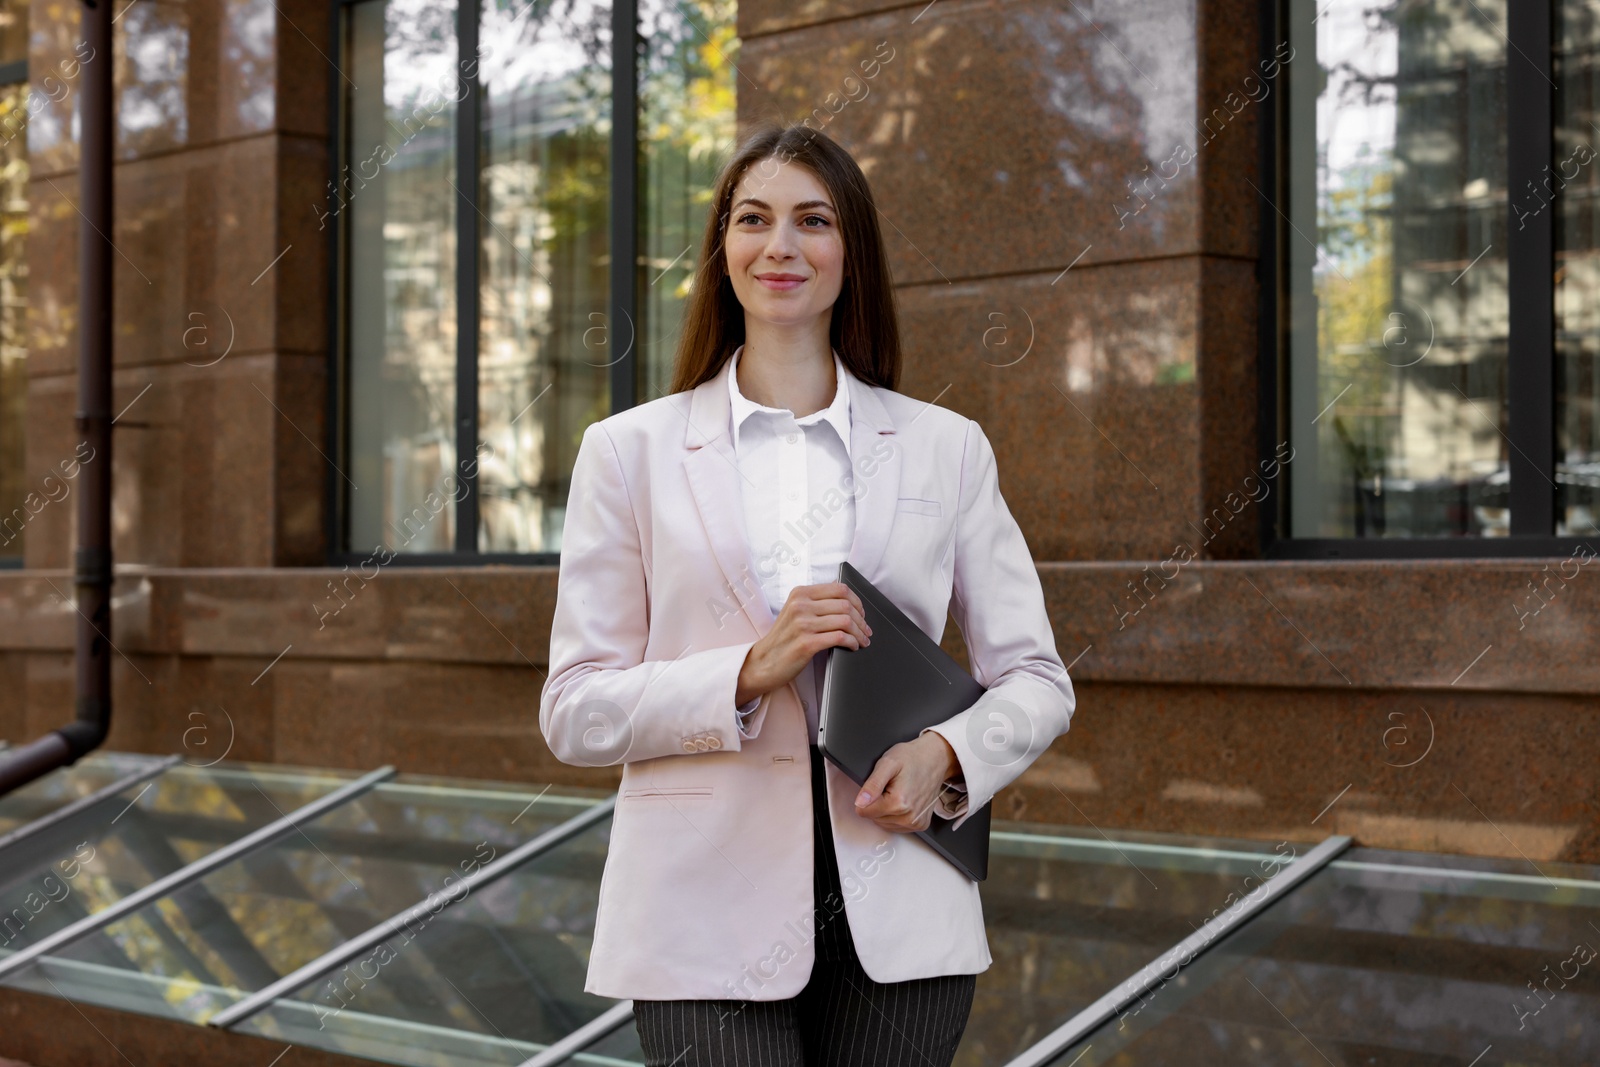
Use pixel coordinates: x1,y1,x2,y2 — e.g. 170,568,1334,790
788,491,798,501
786,433,798,444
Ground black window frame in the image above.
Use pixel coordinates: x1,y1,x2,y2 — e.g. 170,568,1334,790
324,0,641,568
1258,0,1592,559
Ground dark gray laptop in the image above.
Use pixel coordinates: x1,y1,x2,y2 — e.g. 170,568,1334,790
817,562,990,881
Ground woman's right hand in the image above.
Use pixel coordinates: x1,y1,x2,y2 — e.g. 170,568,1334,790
734,582,872,707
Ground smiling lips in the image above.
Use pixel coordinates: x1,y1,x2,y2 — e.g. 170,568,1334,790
755,273,807,290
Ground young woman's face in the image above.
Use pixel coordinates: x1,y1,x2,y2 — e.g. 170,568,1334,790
723,158,846,331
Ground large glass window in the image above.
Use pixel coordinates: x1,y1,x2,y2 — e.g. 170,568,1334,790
343,0,460,556
1281,0,1600,550
338,0,737,560
475,0,610,555
1286,0,1509,540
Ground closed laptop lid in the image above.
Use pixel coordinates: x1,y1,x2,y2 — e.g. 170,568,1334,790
818,561,991,881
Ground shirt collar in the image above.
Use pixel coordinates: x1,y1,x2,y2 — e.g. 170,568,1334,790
727,344,852,457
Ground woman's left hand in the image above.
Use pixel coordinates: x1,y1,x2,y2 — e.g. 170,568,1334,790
853,733,962,833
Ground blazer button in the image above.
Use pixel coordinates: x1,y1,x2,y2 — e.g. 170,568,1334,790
682,740,696,753
706,737,722,750
694,739,710,752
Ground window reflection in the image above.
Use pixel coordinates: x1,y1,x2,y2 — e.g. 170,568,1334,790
116,0,189,156
0,0,23,63
475,0,611,555
344,0,459,555
638,0,739,402
0,80,23,563
1288,1,1510,538
1556,1,1600,537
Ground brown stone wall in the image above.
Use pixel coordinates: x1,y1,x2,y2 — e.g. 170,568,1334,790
24,0,330,570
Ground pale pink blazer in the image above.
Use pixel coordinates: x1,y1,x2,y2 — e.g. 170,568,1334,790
540,355,1076,1001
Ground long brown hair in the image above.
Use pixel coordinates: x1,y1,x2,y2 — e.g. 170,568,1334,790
667,123,901,394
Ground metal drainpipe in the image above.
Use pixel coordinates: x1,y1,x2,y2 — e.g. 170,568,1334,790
0,0,115,796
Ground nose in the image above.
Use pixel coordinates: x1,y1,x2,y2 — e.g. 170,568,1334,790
763,218,799,261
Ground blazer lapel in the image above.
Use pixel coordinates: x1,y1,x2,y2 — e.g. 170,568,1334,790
683,359,776,637
680,355,903,633
843,367,901,584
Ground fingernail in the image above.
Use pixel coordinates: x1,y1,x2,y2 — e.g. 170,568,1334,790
855,791,872,806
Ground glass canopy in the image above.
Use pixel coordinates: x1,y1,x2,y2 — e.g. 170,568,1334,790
0,760,362,964
15,773,608,1028
1044,848,1600,1066
2,753,1597,1067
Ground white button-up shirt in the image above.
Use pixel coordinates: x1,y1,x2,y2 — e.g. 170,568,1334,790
723,344,967,816
727,344,855,743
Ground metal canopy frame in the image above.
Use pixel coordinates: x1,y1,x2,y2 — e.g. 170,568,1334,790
0,764,397,982
998,833,1352,1067
0,754,179,858
518,999,636,1067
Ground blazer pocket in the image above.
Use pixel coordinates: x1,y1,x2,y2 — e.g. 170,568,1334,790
621,786,714,803
896,497,942,517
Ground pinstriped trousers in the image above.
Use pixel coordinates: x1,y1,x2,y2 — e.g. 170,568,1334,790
632,746,977,1066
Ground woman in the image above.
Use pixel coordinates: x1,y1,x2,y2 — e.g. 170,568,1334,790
540,123,1075,1066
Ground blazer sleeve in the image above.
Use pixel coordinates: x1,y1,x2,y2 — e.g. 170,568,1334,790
539,422,770,767
921,419,1076,831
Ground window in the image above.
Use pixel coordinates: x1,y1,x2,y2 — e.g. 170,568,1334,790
0,0,26,567
332,0,738,562
1271,0,1600,555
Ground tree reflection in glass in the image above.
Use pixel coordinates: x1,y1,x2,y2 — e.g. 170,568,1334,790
1288,0,1510,538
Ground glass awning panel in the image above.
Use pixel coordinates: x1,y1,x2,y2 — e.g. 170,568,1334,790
0,761,360,965
233,811,616,1066
1036,847,1600,1066
962,823,1304,1064
8,772,607,1026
